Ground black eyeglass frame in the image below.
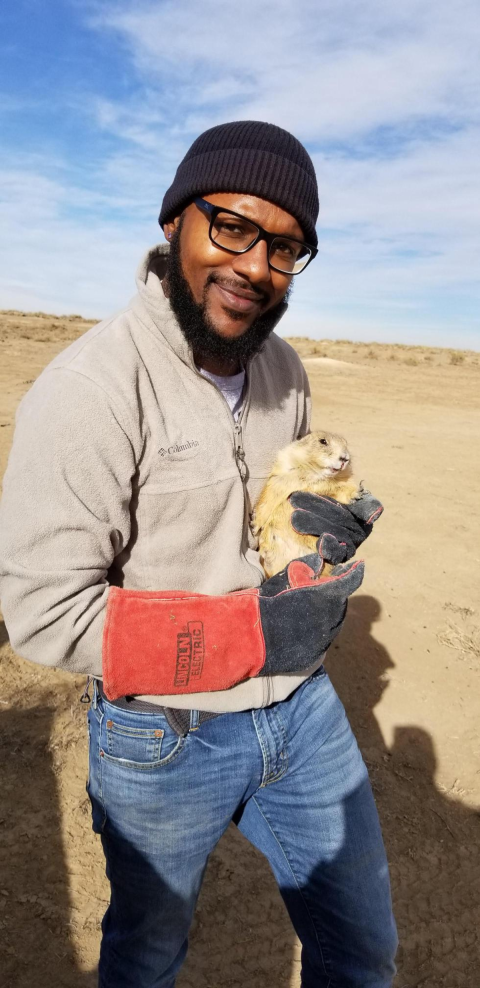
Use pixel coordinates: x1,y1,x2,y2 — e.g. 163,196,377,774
194,197,317,275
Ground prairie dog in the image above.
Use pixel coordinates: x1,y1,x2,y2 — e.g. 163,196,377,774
253,430,362,578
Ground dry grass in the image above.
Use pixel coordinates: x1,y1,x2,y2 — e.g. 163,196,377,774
437,623,480,660
1,315,479,370
282,334,480,369
0,310,96,345
445,603,475,618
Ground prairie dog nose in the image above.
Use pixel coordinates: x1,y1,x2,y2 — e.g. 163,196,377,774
339,453,349,463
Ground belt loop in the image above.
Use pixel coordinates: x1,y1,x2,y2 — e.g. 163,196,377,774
92,678,99,710
189,709,200,731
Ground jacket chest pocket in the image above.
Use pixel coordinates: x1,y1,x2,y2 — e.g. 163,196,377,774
140,440,236,495
141,447,209,494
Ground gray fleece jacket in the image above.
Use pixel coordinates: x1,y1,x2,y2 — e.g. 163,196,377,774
0,244,320,712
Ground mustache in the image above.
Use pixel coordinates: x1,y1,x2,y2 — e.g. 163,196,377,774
205,272,270,306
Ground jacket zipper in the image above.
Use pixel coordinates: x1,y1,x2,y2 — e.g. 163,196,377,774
194,367,272,706
233,391,272,707
234,414,272,707
194,365,253,529
233,418,253,539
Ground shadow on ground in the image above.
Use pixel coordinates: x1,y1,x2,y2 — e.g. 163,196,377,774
328,595,480,988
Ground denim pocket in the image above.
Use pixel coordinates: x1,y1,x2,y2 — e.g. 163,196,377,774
100,711,187,771
105,718,165,764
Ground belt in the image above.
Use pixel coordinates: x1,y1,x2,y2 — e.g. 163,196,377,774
95,680,220,736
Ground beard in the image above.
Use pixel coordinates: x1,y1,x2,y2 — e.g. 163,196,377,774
164,220,291,366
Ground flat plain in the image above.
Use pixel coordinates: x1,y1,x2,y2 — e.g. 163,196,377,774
0,310,479,987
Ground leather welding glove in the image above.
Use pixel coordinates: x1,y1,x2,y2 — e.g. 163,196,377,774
290,489,384,566
102,553,364,701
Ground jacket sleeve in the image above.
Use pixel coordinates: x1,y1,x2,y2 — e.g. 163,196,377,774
0,368,136,677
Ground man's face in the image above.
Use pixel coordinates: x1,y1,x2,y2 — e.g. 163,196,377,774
164,193,304,340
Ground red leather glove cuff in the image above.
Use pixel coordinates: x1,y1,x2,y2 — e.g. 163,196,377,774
102,586,266,700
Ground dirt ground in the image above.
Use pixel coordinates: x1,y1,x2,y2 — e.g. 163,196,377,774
0,310,479,988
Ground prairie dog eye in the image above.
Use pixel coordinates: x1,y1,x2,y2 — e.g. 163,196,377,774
319,438,328,446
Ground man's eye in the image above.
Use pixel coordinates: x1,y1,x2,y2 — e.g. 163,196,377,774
215,221,248,237
273,240,297,258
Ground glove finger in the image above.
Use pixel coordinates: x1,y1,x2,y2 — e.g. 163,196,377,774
290,491,352,517
316,533,350,565
290,490,382,540
290,491,359,524
286,552,324,588
289,490,337,510
322,559,365,596
348,491,384,525
291,504,364,540
260,551,324,598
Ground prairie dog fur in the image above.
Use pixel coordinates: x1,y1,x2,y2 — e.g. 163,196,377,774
253,430,362,578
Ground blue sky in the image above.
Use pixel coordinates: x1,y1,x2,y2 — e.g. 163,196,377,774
1,0,479,348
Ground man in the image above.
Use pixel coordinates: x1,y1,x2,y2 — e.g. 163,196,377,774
0,121,397,986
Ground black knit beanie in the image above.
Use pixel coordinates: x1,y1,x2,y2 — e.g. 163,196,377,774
159,120,319,247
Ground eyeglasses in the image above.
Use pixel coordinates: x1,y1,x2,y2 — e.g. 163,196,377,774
194,197,317,275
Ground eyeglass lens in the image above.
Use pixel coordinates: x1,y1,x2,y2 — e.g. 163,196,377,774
210,212,311,274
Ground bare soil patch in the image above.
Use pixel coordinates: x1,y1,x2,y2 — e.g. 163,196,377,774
1,311,479,987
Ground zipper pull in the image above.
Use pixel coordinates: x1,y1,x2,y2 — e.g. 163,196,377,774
234,423,247,479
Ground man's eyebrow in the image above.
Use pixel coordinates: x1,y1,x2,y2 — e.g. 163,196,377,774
228,206,305,240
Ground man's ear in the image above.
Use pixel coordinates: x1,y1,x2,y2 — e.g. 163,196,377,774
163,214,182,243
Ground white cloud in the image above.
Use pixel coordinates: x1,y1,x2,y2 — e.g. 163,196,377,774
86,0,480,346
93,97,166,149
90,0,480,140
0,157,159,316
0,0,478,347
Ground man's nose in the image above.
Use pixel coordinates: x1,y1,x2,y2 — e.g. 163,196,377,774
231,239,271,285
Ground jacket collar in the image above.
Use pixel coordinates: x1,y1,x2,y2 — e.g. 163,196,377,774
132,243,289,369
133,243,195,368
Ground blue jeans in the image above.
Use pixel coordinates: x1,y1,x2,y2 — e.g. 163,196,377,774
87,668,397,987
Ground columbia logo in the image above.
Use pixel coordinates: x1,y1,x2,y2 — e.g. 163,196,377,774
159,440,199,456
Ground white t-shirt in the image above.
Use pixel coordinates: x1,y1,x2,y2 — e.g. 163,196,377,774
199,367,246,421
